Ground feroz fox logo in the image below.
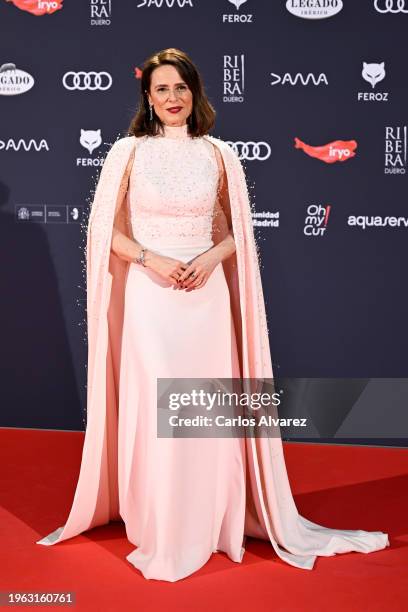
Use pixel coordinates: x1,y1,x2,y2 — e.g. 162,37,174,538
223,0,253,22
228,0,247,8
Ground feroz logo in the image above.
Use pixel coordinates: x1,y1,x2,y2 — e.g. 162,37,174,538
358,61,389,102
78,129,105,167
384,126,407,174
228,0,247,8
304,205,331,237
286,0,343,19
362,62,386,88
294,138,357,163
0,63,35,96
80,129,102,154
5,0,64,15
223,0,253,22
374,0,408,13
62,71,113,91
270,72,328,86
226,141,271,161
90,0,112,26
223,55,245,103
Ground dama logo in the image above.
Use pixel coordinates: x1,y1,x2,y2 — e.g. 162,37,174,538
271,72,328,86
294,137,357,163
0,138,49,151
5,0,63,15
137,0,193,7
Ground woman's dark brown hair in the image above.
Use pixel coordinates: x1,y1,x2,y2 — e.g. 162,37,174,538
126,48,216,139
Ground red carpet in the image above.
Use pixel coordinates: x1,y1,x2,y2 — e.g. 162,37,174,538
1,428,406,611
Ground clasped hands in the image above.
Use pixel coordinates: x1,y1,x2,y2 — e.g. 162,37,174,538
147,248,221,290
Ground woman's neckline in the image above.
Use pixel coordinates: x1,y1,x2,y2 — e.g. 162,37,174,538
162,122,190,140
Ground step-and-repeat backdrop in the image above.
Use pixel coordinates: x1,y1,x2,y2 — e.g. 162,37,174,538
1,0,407,444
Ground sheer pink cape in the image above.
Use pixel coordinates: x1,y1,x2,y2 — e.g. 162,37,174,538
36,135,389,569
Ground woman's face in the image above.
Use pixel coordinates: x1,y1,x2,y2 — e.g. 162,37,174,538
147,64,193,127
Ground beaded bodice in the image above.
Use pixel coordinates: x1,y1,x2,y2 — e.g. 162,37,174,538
128,123,220,250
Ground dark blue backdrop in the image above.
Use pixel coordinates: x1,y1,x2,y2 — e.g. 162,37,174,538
1,0,407,445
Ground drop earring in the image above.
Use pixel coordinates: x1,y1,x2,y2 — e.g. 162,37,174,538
149,104,153,121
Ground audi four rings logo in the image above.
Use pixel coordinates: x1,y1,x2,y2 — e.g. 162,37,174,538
374,0,408,12
62,71,113,91
227,141,271,160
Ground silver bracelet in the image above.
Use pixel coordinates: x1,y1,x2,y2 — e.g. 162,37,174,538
135,247,147,267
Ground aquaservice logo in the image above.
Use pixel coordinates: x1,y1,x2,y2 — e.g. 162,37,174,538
5,0,63,16
294,137,357,163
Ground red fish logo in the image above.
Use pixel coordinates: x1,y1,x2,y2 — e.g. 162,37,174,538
5,0,63,16
134,67,143,80
294,137,357,164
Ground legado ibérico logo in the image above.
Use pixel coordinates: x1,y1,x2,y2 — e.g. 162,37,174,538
5,0,64,15
286,0,343,19
0,63,34,96
294,137,357,163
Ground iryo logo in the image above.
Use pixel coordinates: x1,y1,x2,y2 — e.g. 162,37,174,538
295,137,357,163
5,0,64,15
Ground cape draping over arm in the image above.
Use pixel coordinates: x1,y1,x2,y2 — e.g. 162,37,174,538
37,134,388,568
205,136,388,568
36,136,139,546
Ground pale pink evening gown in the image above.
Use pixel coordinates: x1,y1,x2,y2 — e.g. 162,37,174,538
35,123,389,578
118,122,246,581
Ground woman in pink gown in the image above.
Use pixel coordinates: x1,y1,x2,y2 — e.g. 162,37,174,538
118,120,248,579
36,48,389,582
